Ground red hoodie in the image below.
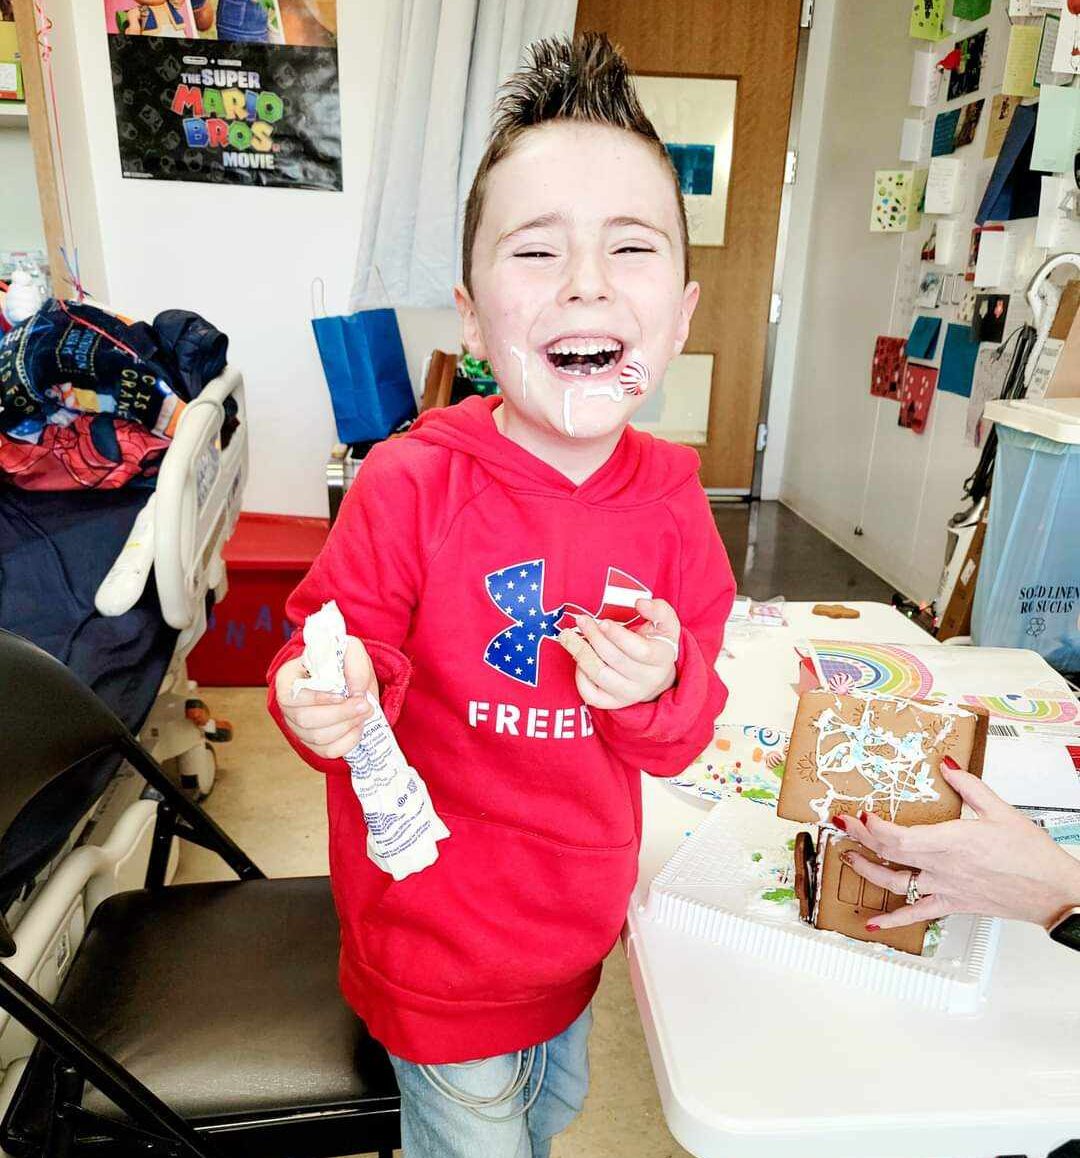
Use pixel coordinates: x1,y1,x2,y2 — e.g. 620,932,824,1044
266,395,735,1064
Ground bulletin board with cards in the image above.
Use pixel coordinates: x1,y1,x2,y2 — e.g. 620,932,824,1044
869,0,1080,447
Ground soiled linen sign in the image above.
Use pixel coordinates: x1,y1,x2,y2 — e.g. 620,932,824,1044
103,0,341,190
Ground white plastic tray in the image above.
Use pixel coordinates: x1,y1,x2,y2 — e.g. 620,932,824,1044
644,801,1001,1014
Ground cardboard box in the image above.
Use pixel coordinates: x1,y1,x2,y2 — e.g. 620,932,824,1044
0,20,22,102
1044,280,1080,400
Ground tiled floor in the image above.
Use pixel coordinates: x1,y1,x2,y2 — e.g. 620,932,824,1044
712,500,895,604
185,501,894,1158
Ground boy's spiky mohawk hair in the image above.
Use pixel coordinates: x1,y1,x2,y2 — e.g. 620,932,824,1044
461,31,690,293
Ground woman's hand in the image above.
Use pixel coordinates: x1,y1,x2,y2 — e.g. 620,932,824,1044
837,761,1080,931
570,598,681,710
274,636,378,760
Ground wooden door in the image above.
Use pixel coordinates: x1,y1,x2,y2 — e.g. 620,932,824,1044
11,0,68,296
575,0,802,491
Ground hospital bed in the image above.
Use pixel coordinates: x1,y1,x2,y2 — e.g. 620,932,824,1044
0,366,248,1150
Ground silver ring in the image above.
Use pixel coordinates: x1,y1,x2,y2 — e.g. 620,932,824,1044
905,870,922,906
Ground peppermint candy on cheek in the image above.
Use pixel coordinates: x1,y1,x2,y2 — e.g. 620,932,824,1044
619,352,650,396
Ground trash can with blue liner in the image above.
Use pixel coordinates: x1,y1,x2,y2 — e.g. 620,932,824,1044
972,398,1080,677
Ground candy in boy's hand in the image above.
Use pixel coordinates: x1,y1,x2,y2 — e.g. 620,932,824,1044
557,627,606,683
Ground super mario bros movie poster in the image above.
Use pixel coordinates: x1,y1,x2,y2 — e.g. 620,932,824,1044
104,1,341,190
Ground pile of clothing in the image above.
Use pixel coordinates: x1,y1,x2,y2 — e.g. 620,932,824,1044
0,299,230,490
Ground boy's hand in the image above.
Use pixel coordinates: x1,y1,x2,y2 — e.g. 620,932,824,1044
568,599,680,710
275,636,378,760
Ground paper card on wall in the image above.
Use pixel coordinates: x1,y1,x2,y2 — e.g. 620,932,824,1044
974,229,1013,286
1032,85,1080,173
976,103,1041,222
910,48,943,106
1023,338,1064,400
925,156,967,213
911,167,928,227
984,94,1019,158
908,315,943,360
953,98,985,148
1028,338,1065,399
953,0,991,18
871,336,908,399
972,293,1010,343
935,218,961,264
911,0,946,40
1051,3,1080,74
958,286,978,323
947,29,988,100
893,254,923,322
1036,14,1061,86
939,323,982,397
921,224,938,261
1036,176,1080,248
870,170,924,231
966,344,1012,446
898,364,939,433
967,226,985,280
916,269,945,308
932,108,962,155
1003,22,1042,96
900,117,932,162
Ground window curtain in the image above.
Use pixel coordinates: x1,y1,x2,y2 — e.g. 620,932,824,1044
350,0,578,310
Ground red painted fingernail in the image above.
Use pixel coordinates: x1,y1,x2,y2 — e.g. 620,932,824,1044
832,815,847,831
858,810,869,824
866,923,880,932
942,755,960,769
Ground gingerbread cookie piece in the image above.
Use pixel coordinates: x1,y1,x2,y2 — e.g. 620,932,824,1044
557,628,606,683
816,833,926,956
811,603,861,619
778,691,986,827
793,830,817,923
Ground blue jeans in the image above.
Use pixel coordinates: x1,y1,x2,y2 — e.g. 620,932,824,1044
388,1006,593,1158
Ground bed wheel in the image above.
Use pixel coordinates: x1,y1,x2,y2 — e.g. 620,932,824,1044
179,742,217,801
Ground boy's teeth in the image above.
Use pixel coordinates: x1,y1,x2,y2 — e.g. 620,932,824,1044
548,338,621,355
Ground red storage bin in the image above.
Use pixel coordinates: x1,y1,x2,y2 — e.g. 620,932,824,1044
186,512,329,686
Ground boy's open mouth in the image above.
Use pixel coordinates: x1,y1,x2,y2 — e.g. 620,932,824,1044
544,336,624,377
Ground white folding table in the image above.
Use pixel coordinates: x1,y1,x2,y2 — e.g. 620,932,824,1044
627,602,1080,1158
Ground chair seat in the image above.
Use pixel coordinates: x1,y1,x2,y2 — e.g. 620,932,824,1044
2,877,398,1154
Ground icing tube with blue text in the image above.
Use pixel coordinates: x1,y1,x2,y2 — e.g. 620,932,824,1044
292,600,450,880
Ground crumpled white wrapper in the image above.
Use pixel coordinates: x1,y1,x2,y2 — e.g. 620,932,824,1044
292,601,449,881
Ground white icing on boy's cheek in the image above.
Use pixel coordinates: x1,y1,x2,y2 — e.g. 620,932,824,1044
509,345,528,401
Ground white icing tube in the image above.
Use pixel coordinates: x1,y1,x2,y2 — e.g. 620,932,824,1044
292,601,450,880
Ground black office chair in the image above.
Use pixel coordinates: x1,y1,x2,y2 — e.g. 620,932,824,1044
0,629,400,1158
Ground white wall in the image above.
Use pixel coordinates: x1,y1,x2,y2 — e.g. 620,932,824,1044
48,0,447,518
0,122,46,252
775,0,1059,601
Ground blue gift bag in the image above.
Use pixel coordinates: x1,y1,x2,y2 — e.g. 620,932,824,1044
311,278,417,444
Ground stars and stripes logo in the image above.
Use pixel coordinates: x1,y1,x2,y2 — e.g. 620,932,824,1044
483,559,652,687
556,567,652,630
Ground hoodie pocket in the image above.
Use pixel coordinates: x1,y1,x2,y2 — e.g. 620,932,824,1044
341,813,638,1005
